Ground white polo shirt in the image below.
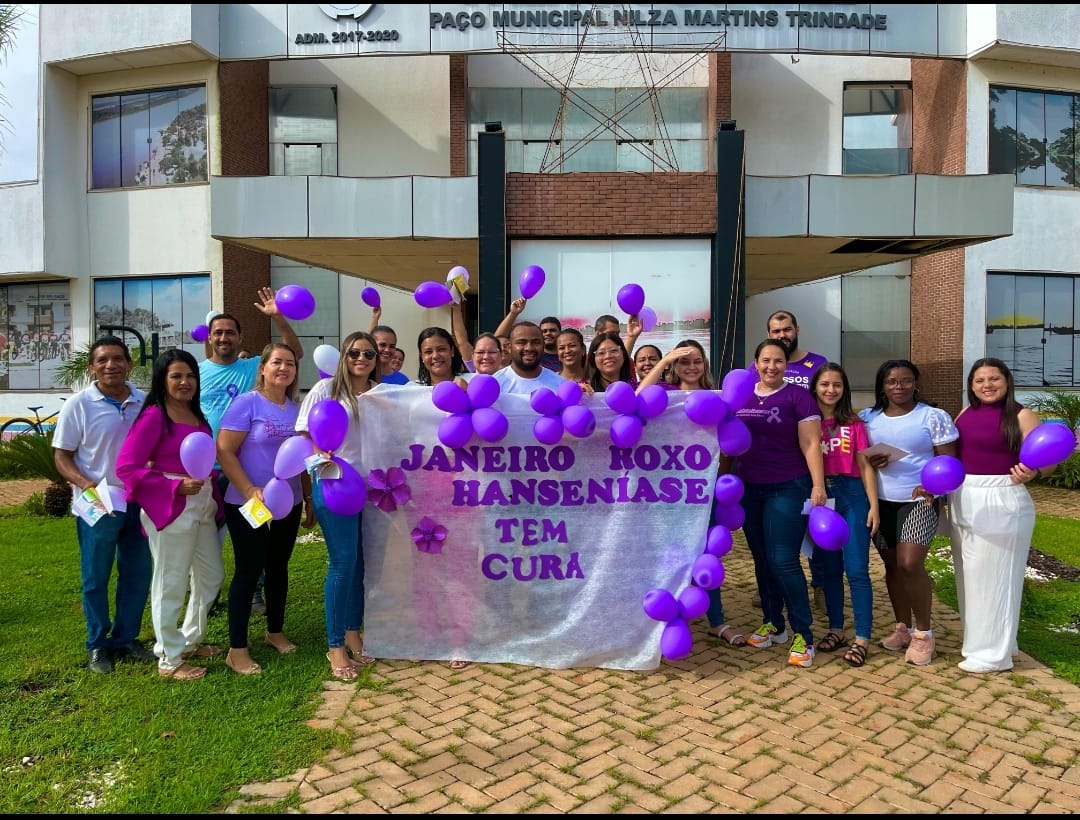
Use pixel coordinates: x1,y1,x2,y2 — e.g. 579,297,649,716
52,381,147,505
493,365,566,395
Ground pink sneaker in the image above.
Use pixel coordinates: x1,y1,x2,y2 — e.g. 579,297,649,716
881,622,911,652
904,630,935,666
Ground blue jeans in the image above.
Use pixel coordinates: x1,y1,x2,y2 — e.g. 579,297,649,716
312,478,364,648
817,475,874,640
741,475,814,646
76,505,152,651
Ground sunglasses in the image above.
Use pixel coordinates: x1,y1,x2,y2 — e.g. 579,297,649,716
346,348,377,361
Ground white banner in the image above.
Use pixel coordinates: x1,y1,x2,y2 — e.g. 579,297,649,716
358,384,721,670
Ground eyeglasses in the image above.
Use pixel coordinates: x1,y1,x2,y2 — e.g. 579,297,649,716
595,347,623,358
884,378,916,388
347,348,377,361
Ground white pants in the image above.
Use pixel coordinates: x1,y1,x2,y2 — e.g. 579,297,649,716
142,482,225,671
950,474,1034,672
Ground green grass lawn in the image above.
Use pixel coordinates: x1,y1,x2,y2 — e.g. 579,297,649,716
927,513,1080,686
0,505,383,814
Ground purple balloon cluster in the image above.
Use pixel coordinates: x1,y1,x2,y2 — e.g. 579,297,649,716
433,375,508,448
278,399,367,517
528,380,597,444
603,381,668,449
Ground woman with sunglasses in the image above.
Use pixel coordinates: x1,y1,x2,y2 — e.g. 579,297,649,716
859,359,958,667
296,332,381,681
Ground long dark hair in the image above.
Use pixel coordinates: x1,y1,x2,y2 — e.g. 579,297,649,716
416,326,465,386
966,356,1022,451
811,362,857,424
133,348,207,433
586,331,631,392
871,358,923,412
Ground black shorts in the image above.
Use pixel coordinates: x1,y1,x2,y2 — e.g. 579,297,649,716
874,498,940,550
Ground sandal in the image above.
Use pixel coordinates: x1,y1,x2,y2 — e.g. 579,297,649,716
706,624,747,646
225,651,262,676
818,631,848,653
264,632,297,655
181,644,222,660
449,659,470,670
158,662,207,681
346,646,376,667
844,642,869,668
326,651,359,682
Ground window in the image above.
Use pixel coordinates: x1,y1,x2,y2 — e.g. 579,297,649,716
468,87,707,173
92,85,207,189
986,272,1080,387
0,282,72,390
93,274,211,364
840,269,910,389
269,87,338,176
842,83,912,175
989,85,1078,188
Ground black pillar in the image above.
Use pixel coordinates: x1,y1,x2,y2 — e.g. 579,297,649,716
477,126,507,337
711,126,746,377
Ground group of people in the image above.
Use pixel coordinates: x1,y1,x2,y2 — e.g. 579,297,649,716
53,290,1063,682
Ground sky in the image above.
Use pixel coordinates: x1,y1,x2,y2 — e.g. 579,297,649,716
0,4,39,184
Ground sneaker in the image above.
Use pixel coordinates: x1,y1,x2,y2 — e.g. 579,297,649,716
788,635,815,668
904,630,935,666
747,623,789,648
880,622,911,652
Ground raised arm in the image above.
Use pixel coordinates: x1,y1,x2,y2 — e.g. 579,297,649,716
450,301,474,361
623,313,642,359
255,287,304,360
493,297,527,338
367,305,381,335
636,345,693,392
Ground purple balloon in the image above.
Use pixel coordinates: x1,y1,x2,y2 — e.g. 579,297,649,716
557,379,583,408
638,306,657,332
685,391,727,426
692,553,726,590
808,505,849,552
616,283,646,316
432,380,471,415
520,264,546,299
414,280,454,309
530,387,564,417
262,477,294,520
920,455,966,496
720,368,756,412
179,431,216,480
562,405,596,438
321,458,367,516
678,586,710,620
533,415,565,445
712,503,745,532
713,474,745,506
660,618,693,661
274,435,314,480
604,381,638,416
472,407,509,443
705,524,733,557
466,374,500,410
717,417,752,457
190,324,209,343
636,385,669,420
437,413,473,449
318,370,333,379
1020,422,1077,471
361,286,381,308
275,284,316,321
643,588,679,622
308,399,349,453
610,414,643,449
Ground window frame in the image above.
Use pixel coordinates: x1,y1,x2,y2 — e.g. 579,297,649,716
989,84,1078,189
841,81,913,176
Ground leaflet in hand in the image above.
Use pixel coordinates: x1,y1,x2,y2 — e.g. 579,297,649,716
72,477,119,526
239,496,273,528
858,442,909,462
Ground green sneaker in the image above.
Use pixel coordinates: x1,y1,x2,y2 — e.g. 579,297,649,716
747,623,789,648
789,635,815,668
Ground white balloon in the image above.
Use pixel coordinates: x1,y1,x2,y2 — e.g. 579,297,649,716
313,344,340,375
205,310,222,327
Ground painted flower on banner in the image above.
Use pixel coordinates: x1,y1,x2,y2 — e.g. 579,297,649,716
411,516,448,554
367,467,412,512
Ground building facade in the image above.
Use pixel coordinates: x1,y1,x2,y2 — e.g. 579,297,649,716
2,4,1078,422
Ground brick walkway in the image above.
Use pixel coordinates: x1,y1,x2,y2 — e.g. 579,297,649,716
3,480,1078,812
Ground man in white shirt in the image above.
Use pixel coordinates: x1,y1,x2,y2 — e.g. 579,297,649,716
53,337,151,674
494,321,566,394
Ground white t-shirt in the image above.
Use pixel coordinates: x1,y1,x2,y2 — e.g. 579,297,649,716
295,377,364,469
859,403,959,502
493,365,566,395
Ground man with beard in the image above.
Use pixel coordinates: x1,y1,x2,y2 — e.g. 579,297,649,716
494,321,566,394
766,310,828,390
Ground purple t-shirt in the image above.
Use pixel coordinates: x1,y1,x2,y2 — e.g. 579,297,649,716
735,383,821,484
750,350,828,391
219,391,302,507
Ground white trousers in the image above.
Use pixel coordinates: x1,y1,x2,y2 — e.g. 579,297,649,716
142,482,225,671
950,474,1034,671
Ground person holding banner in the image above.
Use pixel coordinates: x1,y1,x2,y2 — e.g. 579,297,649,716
217,343,314,676
586,332,634,393
556,328,590,387
116,349,226,681
415,327,467,386
728,339,826,669
632,344,663,384
456,332,503,384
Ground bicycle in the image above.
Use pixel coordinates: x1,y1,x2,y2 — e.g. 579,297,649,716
0,400,66,442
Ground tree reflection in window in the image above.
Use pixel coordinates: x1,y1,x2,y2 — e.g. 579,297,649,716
990,85,1078,188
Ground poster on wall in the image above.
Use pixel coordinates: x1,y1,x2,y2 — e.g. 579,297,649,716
1,284,72,391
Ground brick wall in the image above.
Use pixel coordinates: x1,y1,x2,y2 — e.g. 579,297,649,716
910,58,967,416
218,61,272,353
450,55,467,177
